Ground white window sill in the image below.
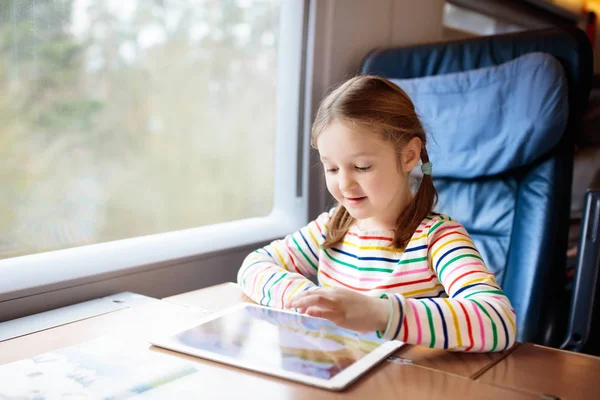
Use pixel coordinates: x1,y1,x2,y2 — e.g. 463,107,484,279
0,208,300,302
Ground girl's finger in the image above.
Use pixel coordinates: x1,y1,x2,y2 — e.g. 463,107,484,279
290,292,335,309
305,307,339,321
290,288,320,302
285,293,311,309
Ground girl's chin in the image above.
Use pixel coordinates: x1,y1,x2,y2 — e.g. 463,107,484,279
343,208,371,220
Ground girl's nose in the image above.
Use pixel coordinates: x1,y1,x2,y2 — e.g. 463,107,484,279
338,173,358,191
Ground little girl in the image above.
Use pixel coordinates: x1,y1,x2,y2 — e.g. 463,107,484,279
237,76,516,352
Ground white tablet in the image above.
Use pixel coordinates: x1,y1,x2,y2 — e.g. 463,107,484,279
150,303,404,391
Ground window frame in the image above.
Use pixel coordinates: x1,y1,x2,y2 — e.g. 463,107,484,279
0,0,312,320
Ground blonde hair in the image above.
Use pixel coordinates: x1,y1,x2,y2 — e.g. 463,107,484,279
311,75,438,250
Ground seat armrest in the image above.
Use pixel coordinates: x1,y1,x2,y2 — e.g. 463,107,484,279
561,170,600,351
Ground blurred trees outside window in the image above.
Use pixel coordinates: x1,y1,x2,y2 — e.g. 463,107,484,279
0,0,279,259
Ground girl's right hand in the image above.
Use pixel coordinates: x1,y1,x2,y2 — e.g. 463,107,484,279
289,287,390,333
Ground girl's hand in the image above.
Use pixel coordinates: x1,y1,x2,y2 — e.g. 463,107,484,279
289,287,390,333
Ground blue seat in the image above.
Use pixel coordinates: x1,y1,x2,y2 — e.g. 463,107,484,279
361,27,593,347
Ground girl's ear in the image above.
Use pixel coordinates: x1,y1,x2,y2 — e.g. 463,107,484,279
401,137,422,173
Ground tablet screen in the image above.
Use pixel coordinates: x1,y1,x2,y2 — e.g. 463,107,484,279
168,305,386,380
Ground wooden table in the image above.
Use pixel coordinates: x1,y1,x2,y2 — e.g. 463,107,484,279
164,282,600,399
1,282,598,399
477,342,600,399
0,297,210,365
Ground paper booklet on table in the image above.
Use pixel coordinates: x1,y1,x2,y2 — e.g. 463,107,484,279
0,335,201,399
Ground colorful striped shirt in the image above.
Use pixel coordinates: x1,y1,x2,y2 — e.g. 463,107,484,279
237,210,517,352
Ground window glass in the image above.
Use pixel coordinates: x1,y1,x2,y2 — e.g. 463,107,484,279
443,2,525,36
0,0,280,259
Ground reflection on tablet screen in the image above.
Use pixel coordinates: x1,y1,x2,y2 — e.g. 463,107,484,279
172,305,386,380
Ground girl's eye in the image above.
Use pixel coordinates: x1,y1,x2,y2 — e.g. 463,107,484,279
325,167,338,174
355,166,372,172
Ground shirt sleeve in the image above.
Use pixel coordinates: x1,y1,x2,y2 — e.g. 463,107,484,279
237,211,330,309
380,217,517,352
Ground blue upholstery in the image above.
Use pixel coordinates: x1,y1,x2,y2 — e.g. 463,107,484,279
361,27,593,345
392,53,568,178
391,52,568,296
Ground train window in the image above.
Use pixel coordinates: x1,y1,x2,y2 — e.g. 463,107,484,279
0,0,307,261
0,0,308,306
443,2,526,36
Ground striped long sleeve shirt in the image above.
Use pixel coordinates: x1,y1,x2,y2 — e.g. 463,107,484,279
237,209,517,352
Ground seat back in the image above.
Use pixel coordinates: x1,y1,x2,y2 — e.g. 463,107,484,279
361,27,592,344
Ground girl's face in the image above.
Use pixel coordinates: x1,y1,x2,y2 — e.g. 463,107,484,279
317,121,420,231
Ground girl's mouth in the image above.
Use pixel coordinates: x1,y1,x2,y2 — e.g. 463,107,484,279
346,197,366,206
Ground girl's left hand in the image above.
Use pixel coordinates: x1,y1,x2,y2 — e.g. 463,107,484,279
289,287,389,333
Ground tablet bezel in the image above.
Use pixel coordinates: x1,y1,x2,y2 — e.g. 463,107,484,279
150,303,404,391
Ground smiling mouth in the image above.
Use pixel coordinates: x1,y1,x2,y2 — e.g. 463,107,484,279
346,196,366,202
